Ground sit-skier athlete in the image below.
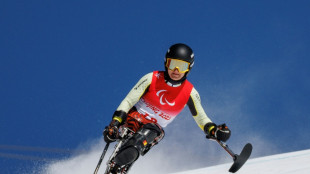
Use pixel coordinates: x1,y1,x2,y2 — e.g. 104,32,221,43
103,43,231,170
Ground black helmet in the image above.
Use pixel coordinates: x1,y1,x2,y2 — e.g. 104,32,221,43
165,43,195,68
164,43,194,85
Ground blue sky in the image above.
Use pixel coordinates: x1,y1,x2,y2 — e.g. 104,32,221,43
1,0,310,173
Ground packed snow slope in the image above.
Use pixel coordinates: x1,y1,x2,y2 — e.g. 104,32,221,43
172,149,310,174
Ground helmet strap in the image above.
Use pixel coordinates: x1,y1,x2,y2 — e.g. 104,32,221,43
164,67,188,86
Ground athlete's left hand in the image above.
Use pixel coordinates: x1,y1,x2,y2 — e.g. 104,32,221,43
205,123,231,142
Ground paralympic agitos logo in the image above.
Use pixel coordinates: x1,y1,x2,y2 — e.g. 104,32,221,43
156,90,175,106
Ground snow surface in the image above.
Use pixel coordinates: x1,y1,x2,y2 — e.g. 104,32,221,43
40,139,310,174
172,149,310,174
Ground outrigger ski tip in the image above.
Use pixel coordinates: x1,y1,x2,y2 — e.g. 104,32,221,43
214,139,252,173
228,143,252,173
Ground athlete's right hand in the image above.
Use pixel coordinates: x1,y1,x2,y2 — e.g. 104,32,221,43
103,120,120,143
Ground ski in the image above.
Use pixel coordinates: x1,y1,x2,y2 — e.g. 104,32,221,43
229,143,252,173
215,140,252,173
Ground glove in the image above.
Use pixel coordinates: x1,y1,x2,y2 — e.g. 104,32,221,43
103,120,120,143
204,123,231,142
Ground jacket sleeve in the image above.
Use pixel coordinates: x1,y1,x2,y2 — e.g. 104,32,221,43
187,87,213,131
116,72,153,113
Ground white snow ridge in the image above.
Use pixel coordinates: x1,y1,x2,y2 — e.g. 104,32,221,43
172,149,310,174
40,141,310,174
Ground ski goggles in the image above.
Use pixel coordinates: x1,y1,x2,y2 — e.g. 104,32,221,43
165,58,190,73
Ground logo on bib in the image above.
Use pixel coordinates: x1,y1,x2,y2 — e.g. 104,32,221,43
156,90,175,106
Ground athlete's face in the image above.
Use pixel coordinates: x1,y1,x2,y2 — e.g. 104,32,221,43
168,69,186,81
